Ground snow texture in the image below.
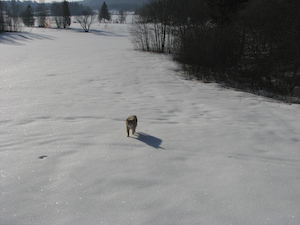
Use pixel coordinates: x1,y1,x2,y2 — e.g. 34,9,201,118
1,19,300,225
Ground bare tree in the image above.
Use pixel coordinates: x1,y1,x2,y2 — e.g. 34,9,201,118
51,2,63,28
130,0,175,53
37,0,47,27
6,0,22,31
75,6,95,32
130,19,150,51
118,9,127,23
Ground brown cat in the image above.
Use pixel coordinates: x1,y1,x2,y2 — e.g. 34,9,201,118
125,115,138,137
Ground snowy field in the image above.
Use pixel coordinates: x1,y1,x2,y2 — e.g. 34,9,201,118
1,18,300,225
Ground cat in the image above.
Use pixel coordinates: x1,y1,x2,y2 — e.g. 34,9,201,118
125,115,138,137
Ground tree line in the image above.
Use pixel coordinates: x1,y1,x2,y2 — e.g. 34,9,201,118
0,0,113,32
130,0,300,103
0,0,76,31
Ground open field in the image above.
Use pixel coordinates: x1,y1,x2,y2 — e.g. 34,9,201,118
1,21,300,225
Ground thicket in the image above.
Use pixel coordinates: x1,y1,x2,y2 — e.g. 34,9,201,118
131,0,300,103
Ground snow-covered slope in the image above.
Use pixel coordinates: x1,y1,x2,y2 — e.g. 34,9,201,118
1,22,300,225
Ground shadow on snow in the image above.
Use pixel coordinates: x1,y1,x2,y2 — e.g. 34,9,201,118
0,31,54,45
70,27,127,37
0,26,125,45
133,132,165,149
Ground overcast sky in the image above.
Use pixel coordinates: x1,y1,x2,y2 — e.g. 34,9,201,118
31,0,143,4
33,0,81,3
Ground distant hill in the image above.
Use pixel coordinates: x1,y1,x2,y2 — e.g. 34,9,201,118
82,0,145,11
3,0,144,15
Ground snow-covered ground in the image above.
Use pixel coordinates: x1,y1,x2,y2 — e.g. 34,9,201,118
1,20,300,225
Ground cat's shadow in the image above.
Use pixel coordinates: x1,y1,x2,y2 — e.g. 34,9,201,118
133,132,165,149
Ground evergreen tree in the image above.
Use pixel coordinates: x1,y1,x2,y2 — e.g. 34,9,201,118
22,4,35,27
51,2,62,28
98,2,110,23
61,0,71,28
